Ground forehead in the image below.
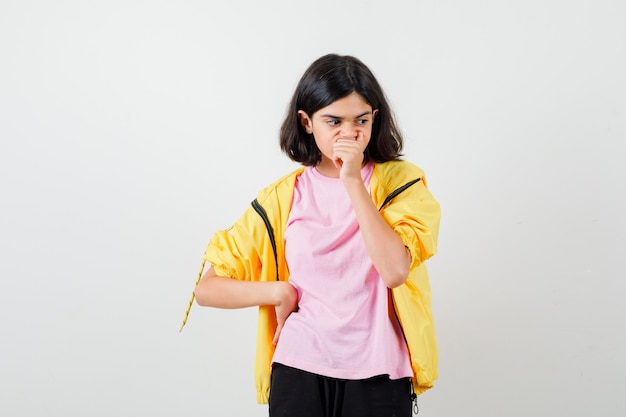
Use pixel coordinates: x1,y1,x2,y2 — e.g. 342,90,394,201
314,92,372,117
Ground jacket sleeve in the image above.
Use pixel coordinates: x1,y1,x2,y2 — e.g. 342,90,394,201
203,205,265,281
385,170,441,392
381,175,441,271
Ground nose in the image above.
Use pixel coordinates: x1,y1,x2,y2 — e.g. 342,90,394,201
340,126,358,139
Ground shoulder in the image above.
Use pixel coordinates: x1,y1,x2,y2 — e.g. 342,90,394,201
256,166,305,205
373,160,425,188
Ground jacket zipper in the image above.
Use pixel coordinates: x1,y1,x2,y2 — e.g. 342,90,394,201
251,198,280,281
378,177,421,210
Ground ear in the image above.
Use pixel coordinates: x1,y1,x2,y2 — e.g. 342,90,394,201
298,110,313,134
372,109,379,119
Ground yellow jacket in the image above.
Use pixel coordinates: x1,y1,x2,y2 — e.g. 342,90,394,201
203,160,440,404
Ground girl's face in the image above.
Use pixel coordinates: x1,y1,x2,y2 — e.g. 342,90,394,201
298,92,377,176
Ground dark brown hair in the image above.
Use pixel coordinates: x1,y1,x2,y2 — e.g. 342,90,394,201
279,54,404,166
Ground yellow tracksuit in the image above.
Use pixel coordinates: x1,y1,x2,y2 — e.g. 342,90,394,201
203,160,441,404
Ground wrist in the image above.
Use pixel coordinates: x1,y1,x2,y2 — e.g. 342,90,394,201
273,281,296,306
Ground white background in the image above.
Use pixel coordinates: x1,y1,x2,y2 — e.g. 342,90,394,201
1,1,625,416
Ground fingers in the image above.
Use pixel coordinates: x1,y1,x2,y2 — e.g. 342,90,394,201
273,323,283,345
334,132,366,153
333,140,363,161
333,135,366,177
273,283,299,345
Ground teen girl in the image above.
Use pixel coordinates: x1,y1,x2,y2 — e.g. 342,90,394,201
181,54,441,417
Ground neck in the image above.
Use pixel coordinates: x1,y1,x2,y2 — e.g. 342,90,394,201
314,160,341,178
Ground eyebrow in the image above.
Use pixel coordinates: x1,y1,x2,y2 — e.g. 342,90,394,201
320,111,372,119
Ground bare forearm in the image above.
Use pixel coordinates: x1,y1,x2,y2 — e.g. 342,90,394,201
343,178,411,288
195,266,289,308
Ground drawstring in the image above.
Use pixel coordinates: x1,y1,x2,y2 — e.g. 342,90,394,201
179,257,207,332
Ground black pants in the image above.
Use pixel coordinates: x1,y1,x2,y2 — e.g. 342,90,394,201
268,363,413,417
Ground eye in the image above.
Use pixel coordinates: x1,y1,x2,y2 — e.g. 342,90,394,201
357,119,369,125
326,119,340,126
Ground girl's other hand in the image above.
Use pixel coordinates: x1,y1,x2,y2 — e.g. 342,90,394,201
272,282,299,345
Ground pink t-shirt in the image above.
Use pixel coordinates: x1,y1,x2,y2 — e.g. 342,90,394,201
272,163,413,380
